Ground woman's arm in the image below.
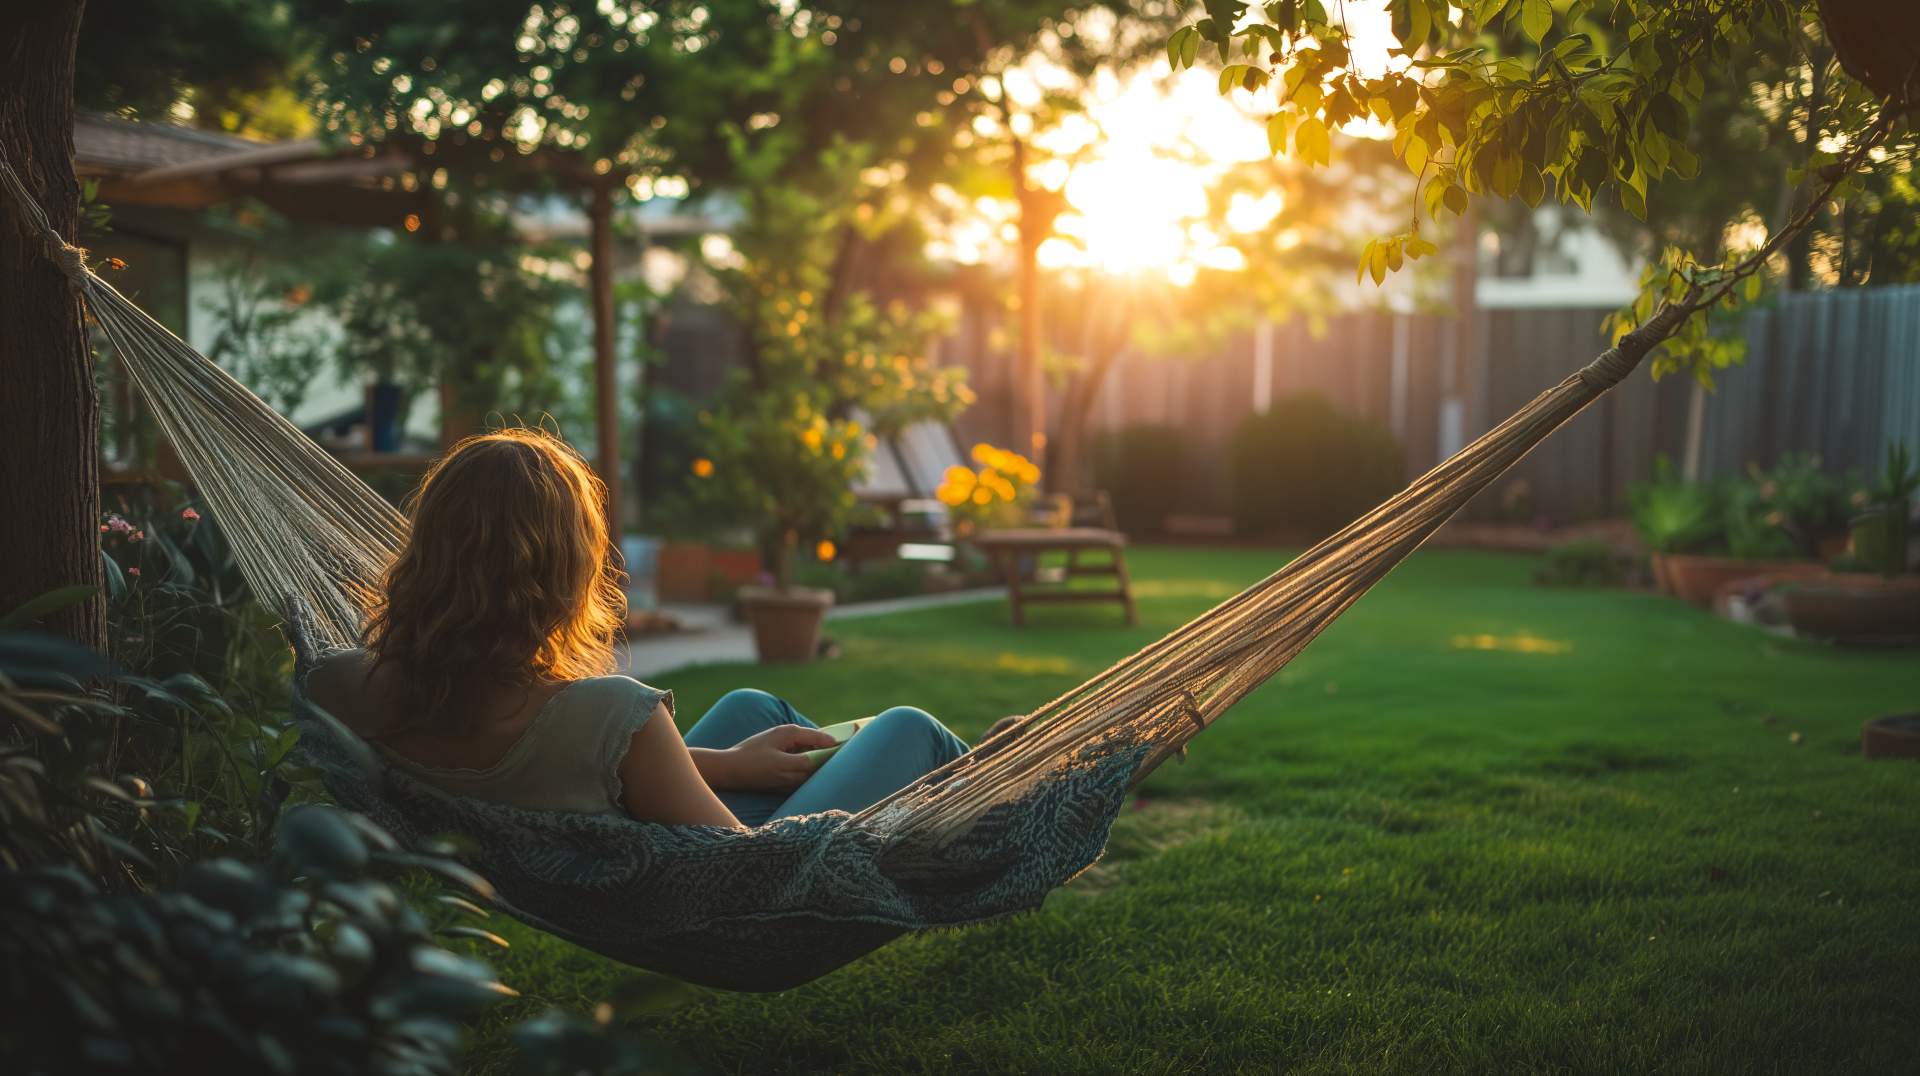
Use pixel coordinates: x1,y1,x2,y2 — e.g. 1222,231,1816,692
618,704,742,826
689,724,838,794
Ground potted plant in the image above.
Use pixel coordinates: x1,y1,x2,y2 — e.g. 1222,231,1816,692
1779,440,1920,646
690,151,973,662
1631,455,1828,608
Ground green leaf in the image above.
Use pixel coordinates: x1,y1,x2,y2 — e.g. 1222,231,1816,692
1490,153,1521,199
1423,175,1450,217
100,551,126,607
1168,27,1195,70
0,585,101,632
1390,0,1430,50
1520,0,1552,42
1519,161,1546,207
1443,184,1469,215
1744,274,1762,302
1668,140,1699,180
1295,116,1331,166
1268,112,1293,156
1620,182,1647,220
1301,0,1328,24
1649,93,1689,142
1183,27,1201,68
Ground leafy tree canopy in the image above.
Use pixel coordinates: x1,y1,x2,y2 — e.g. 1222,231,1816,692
1172,0,1919,383
77,0,320,140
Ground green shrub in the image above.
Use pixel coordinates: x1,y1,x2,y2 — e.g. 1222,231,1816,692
1227,394,1405,537
1095,424,1185,536
1534,540,1624,587
1628,455,1723,554
791,558,931,604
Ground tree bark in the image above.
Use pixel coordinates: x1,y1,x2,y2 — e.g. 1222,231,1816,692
0,0,104,650
1011,139,1046,471
587,182,621,537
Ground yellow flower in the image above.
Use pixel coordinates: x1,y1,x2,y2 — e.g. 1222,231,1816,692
936,465,976,506
802,427,823,448
972,487,992,505
830,441,846,460
816,539,836,561
691,458,714,478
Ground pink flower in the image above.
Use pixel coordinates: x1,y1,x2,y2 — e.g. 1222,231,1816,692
124,636,142,644
100,525,109,532
182,508,201,522
106,514,132,533
133,531,145,541
128,568,140,577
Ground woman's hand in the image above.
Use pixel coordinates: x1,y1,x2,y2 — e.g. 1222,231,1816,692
704,724,840,794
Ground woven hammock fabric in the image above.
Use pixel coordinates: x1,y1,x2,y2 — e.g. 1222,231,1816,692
4,136,1681,990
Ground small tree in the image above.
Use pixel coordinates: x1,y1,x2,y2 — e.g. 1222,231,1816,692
692,146,975,588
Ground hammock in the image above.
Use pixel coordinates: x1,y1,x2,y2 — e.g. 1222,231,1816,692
5,139,1681,991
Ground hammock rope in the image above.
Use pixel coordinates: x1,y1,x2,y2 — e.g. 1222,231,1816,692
5,134,1683,988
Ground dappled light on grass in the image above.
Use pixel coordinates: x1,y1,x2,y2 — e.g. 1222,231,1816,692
1450,631,1574,654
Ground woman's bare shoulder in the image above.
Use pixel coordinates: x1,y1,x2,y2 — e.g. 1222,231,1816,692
307,650,386,733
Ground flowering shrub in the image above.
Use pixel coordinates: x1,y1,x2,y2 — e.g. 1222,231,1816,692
937,444,1042,536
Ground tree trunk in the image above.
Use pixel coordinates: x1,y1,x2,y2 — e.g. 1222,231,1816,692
587,183,621,537
1051,331,1127,495
0,1,104,650
1012,139,1047,473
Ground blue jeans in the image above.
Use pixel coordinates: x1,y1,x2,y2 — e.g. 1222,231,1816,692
682,689,970,826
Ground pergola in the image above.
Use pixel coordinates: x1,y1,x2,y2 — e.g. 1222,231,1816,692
77,113,641,530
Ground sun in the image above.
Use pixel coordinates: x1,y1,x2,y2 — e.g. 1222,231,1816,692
927,3,1402,282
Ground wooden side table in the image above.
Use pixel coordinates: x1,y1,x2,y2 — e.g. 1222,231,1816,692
974,527,1137,626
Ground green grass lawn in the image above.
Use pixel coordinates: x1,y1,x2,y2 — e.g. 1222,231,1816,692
460,548,1919,1075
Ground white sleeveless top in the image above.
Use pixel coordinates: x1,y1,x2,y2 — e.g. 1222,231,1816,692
373,675,671,815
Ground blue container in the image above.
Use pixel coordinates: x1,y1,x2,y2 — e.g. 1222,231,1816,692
369,382,404,453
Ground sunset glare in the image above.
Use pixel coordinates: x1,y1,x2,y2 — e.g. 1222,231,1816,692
929,3,1401,283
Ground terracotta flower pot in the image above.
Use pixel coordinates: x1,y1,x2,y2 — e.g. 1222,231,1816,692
1779,572,1920,646
1862,713,1920,760
737,585,835,663
711,549,765,591
656,542,712,603
1654,553,1823,609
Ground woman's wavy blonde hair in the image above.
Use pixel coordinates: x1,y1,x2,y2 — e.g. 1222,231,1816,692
364,427,624,735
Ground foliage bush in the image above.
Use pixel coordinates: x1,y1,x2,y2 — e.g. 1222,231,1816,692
3,500,702,1075
95,485,321,877
1631,453,1855,559
0,629,514,1075
790,559,931,606
1533,540,1625,588
1227,395,1405,537
1628,455,1722,554
1095,424,1184,536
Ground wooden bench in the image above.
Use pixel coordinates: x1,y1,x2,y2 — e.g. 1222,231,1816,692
973,527,1137,627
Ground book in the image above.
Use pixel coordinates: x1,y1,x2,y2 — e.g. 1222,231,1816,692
803,717,875,770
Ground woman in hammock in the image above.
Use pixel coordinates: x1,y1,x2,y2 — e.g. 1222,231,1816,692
309,428,970,827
